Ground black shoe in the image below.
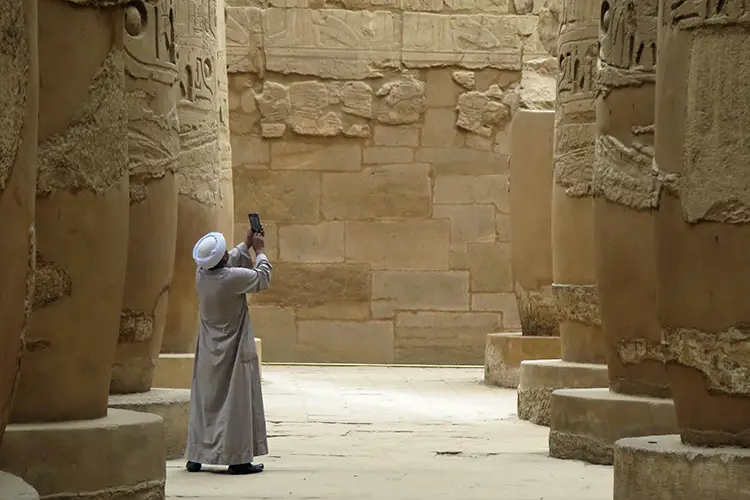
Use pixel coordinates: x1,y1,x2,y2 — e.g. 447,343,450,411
227,462,264,475
186,461,202,473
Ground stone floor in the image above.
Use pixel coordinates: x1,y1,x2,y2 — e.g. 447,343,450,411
166,366,613,500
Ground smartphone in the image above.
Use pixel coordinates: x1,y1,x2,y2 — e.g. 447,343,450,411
248,213,263,234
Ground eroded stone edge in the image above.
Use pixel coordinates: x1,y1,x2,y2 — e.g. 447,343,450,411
552,284,601,327
548,429,613,465
517,387,552,426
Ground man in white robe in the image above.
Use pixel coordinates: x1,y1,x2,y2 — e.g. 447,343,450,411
185,228,272,475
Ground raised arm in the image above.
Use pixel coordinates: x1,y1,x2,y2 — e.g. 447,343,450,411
231,253,272,294
227,242,254,269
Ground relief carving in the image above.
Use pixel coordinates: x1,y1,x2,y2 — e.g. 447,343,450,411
375,74,425,124
593,133,661,209
536,0,561,56
124,0,181,204
664,0,750,28
455,86,511,137
226,6,264,74
264,8,401,79
557,40,598,102
452,71,476,89
0,0,29,192
289,81,344,136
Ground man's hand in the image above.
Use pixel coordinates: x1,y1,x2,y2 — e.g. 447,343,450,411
250,232,265,254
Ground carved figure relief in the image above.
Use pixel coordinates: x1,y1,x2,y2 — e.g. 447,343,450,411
599,0,656,71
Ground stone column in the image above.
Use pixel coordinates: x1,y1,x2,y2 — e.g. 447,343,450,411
614,8,750,500
484,110,560,388
107,0,191,462
156,0,234,388
0,0,37,444
0,2,165,497
516,0,609,427
546,0,679,465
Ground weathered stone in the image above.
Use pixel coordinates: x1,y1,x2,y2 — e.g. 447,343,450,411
433,204,496,252
418,147,509,175
296,320,395,363
425,68,462,107
484,333,561,387
264,8,401,79
252,263,371,308
363,146,415,164
536,0,561,56
395,312,502,364
433,174,509,211
338,81,373,118
234,170,321,223
456,90,511,137
372,270,470,318
279,222,346,263
288,81,343,136
373,125,420,146
0,0,36,442
225,7,264,74
248,306,298,361
376,74,426,124
422,108,460,147
451,71,476,89
271,141,362,171
322,164,431,219
468,242,512,292
255,81,290,125
345,220,450,270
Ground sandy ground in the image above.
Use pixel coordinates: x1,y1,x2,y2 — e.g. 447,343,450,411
166,366,613,500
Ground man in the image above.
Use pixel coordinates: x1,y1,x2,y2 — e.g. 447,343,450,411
185,227,272,475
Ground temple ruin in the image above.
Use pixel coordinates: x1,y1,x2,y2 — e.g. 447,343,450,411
1,0,750,497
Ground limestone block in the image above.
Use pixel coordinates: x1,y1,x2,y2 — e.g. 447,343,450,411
395,311,501,364
495,212,511,241
232,134,270,167
252,262,371,310
164,0,229,354
613,435,750,500
321,163,431,220
271,141,362,171
363,146,414,164
402,0,443,11
433,174,509,211
433,204,497,254
468,242,513,292
548,388,678,465
375,74,426,124
248,306,298,361
444,0,512,12
279,222,346,263
0,410,165,499
425,69,463,107
371,270,470,318
422,108,461,147
345,220,450,270
297,303,371,321
401,13,529,70
225,7,264,74
515,57,557,109
234,220,278,260
417,147,509,175
152,353,194,389
234,170,321,223
14,4,130,423
0,0,36,441
373,125,420,146
655,21,750,446
113,0,181,395
295,320,395,363
536,0,561,56
108,388,191,460
263,8,401,79
484,332,561,387
288,81,344,136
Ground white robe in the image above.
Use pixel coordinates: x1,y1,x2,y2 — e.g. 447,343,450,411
185,242,272,465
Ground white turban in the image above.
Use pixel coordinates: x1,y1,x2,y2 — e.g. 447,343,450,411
192,232,227,270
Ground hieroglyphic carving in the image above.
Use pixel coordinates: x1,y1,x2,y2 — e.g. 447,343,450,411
0,0,29,192
36,49,128,196
264,8,401,79
402,13,527,69
455,86,511,137
375,74,425,124
557,40,597,104
663,0,750,28
226,6,264,74
124,0,180,203
174,0,222,206
593,133,661,208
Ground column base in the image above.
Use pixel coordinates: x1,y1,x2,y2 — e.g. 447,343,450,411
484,332,560,388
0,409,165,499
614,435,750,500
154,338,263,389
109,388,191,460
0,471,39,500
517,359,608,426
549,388,678,465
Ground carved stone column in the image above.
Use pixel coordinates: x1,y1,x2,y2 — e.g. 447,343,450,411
0,2,165,497
111,0,180,395
614,5,750,500
546,0,679,466
517,0,609,427
0,0,37,444
485,110,561,388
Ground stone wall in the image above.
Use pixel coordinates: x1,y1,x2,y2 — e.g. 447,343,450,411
226,0,556,364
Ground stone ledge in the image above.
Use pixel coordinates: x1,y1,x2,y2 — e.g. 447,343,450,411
154,338,263,389
517,360,607,426
484,332,560,388
0,471,39,500
109,388,191,460
0,409,165,500
614,435,750,500
549,388,678,465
